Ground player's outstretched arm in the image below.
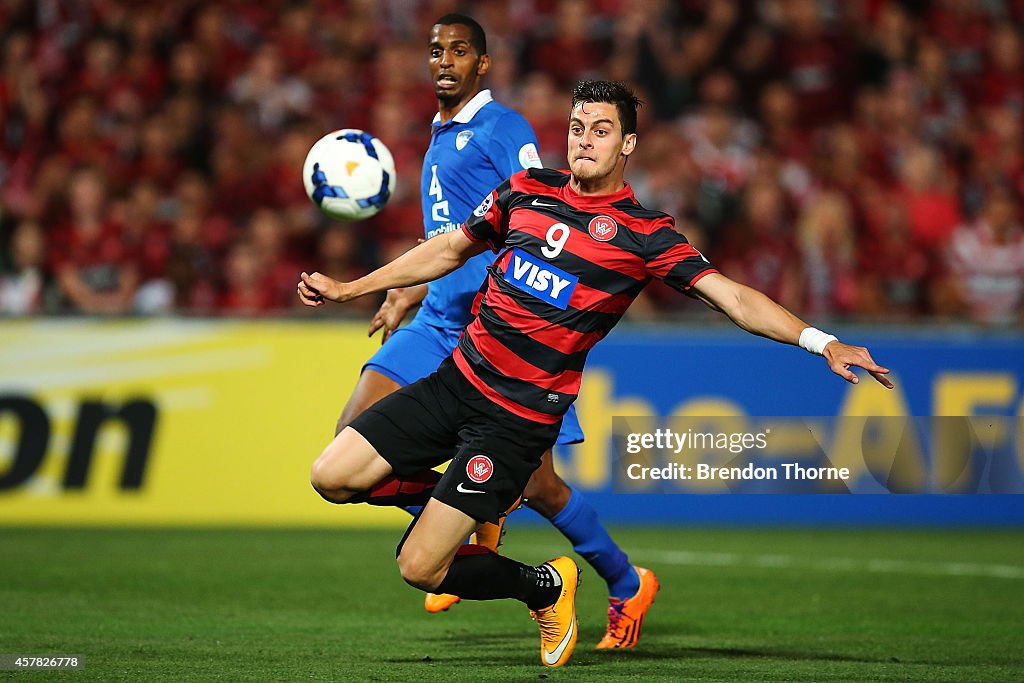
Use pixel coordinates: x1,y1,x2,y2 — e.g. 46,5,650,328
691,273,894,388
297,228,487,307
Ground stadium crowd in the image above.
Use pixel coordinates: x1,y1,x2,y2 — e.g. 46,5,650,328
1,0,1023,325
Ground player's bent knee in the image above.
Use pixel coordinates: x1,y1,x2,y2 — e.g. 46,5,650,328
309,427,392,503
309,460,353,503
396,547,446,591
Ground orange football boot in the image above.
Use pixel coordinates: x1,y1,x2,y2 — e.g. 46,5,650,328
530,556,580,667
595,566,659,649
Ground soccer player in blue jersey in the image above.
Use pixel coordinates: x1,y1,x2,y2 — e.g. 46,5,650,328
332,14,655,644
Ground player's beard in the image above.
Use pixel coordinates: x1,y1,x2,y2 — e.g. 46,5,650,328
436,88,461,106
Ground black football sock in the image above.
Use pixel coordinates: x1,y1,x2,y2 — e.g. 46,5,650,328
435,545,562,610
347,470,441,507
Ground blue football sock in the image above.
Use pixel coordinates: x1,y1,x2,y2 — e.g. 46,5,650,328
549,487,640,600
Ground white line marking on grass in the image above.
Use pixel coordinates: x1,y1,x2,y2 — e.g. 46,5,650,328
522,546,1024,580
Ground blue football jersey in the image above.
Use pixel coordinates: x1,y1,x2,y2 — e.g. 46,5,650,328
417,90,542,329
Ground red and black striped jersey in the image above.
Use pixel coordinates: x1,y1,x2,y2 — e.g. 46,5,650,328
456,167,717,423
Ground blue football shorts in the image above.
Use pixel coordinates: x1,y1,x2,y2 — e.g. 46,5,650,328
364,316,584,445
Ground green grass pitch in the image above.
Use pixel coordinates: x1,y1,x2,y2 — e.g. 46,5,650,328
1,526,1022,681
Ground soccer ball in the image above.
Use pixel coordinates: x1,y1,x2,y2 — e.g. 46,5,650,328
302,129,396,221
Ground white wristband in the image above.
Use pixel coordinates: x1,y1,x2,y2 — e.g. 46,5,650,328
799,327,838,356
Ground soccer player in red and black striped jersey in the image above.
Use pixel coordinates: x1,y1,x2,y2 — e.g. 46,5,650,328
297,80,893,668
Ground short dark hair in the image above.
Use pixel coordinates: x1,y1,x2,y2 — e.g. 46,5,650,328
571,80,643,135
434,13,487,56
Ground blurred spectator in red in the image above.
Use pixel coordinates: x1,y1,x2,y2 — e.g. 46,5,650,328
679,70,758,241
484,53,518,107
218,239,276,315
759,81,813,166
848,86,891,182
313,224,376,315
817,124,873,222
878,76,927,173
716,178,803,311
246,207,301,310
858,1,915,86
797,190,858,317
122,7,166,105
679,95,756,244
748,144,811,207
56,97,114,170
702,0,744,54
229,44,312,133
894,143,962,251
945,185,1024,325
269,125,324,252
209,105,271,223
165,41,215,102
271,127,317,213
774,0,857,128
304,48,366,133
274,3,325,75
173,171,235,253
166,209,218,313
354,96,425,255
979,22,1024,114
73,36,133,110
373,41,437,125
730,24,777,118
1,33,53,219
926,0,992,98
192,5,249,89
165,93,213,175
525,0,609,88
165,172,232,312
606,0,697,119
857,200,932,320
50,167,138,314
0,220,47,315
324,1,378,67
133,113,185,192
368,88,427,182
962,104,1024,215
910,38,969,147
630,123,701,225
519,71,571,168
117,180,173,314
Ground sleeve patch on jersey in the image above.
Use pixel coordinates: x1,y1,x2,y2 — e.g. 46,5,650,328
503,248,578,310
473,193,494,217
518,143,542,169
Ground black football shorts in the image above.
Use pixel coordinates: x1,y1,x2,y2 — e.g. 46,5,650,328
349,357,562,523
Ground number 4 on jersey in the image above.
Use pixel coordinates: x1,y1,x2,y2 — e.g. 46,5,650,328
429,164,450,223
